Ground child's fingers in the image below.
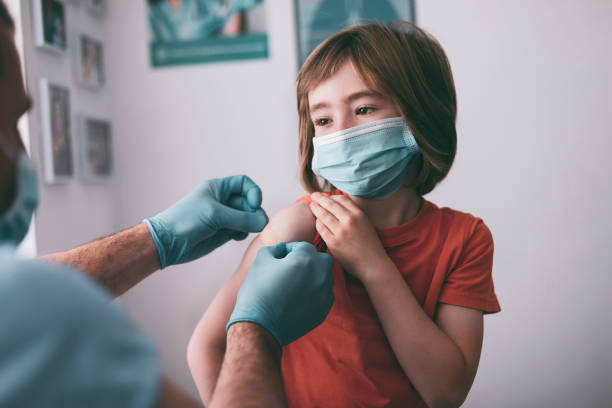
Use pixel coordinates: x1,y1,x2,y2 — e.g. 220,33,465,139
330,195,362,215
311,193,351,223
315,218,334,243
309,202,340,234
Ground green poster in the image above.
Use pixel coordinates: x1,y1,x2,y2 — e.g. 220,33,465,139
295,0,415,67
148,0,268,67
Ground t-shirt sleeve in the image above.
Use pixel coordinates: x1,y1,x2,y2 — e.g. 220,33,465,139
438,220,501,314
295,191,335,205
295,194,333,251
296,195,313,204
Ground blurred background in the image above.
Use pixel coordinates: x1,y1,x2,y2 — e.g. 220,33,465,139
7,0,612,406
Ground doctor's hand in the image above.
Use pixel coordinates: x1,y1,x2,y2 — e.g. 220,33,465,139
227,242,334,348
145,175,268,269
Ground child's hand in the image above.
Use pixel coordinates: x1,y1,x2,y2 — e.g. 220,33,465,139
309,193,389,282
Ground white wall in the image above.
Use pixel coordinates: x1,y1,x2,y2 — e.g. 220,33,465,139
20,0,118,255
49,0,612,405
419,1,612,406
106,0,303,397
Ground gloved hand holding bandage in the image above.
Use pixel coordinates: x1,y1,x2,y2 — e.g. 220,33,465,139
227,242,335,348
145,175,269,269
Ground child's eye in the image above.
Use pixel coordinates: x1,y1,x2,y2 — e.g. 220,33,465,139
356,106,375,115
314,118,331,127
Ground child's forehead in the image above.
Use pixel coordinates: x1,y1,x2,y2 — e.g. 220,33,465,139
308,61,384,104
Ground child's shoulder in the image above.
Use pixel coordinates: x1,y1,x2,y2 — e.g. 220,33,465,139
259,198,317,245
428,200,493,245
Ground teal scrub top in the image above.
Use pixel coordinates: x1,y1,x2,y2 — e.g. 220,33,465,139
0,246,161,407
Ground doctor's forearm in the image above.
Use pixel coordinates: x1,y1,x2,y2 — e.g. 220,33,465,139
41,223,160,296
209,322,286,408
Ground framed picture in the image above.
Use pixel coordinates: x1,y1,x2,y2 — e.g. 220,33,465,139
86,0,106,17
77,116,113,181
294,0,415,67
39,79,73,183
31,0,67,53
148,0,268,67
74,33,105,89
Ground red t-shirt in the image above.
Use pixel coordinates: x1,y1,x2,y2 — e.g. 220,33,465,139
281,192,501,407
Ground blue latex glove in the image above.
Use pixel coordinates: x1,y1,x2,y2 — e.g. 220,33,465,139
227,242,335,348
145,175,268,269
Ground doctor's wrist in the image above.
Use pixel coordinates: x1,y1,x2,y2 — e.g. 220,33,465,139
137,222,162,271
227,322,282,362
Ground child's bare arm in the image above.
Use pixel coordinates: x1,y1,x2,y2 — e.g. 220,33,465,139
187,201,316,405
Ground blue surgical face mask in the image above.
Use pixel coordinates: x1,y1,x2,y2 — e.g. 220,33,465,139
311,117,419,199
0,153,39,246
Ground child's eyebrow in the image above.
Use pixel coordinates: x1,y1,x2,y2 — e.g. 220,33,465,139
309,101,330,114
344,90,384,103
310,90,384,114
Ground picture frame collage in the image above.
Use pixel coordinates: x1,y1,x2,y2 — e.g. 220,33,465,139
31,0,112,184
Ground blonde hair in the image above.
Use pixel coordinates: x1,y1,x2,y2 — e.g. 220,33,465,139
296,22,457,196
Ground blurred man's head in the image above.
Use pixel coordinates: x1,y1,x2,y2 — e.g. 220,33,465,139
0,1,13,31
0,1,31,215
0,0,15,84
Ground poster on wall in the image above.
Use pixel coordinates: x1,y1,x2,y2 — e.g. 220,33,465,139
74,33,105,89
148,0,269,67
78,116,113,181
39,79,73,183
86,0,107,18
294,0,415,67
31,0,67,52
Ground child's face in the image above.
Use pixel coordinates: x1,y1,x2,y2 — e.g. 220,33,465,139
308,61,399,138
